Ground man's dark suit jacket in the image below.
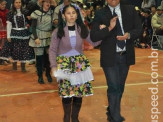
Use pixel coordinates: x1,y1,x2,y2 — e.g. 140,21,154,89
90,5,142,67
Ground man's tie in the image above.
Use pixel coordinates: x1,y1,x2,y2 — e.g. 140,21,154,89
113,9,125,49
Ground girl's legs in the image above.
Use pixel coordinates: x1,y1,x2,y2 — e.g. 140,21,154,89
13,61,17,70
62,97,72,122
71,97,82,122
44,48,52,82
0,38,5,65
21,62,26,72
34,48,44,84
62,97,82,122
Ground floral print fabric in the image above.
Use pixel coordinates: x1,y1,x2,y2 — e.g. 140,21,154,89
57,54,93,98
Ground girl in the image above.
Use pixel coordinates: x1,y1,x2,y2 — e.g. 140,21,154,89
0,0,8,64
49,4,101,122
1,0,34,71
29,0,55,84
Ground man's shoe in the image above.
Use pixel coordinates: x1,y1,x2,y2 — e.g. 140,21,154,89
106,107,113,121
120,116,125,121
38,77,44,84
46,74,52,83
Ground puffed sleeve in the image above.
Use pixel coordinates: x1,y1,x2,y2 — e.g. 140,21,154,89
7,11,13,22
6,11,13,38
30,10,40,19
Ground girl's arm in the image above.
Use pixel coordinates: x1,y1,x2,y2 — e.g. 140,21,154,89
31,19,38,39
85,33,102,47
49,29,59,69
31,19,41,45
7,21,12,42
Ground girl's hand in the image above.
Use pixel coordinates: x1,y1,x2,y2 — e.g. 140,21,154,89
99,24,106,29
35,38,41,45
27,16,31,20
8,38,11,42
52,67,57,77
117,32,129,40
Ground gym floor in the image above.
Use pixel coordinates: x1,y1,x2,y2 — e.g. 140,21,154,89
0,48,162,122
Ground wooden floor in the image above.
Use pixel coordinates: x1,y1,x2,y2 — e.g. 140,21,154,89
0,48,163,122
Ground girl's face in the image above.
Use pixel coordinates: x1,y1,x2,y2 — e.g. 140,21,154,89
43,0,51,11
0,1,7,10
14,0,22,9
63,7,77,26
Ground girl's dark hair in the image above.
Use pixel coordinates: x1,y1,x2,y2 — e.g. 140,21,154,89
57,4,89,39
40,0,53,22
11,0,24,15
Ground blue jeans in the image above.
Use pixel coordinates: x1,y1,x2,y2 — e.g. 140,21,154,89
103,53,129,121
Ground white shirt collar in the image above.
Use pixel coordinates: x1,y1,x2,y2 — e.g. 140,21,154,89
108,4,120,14
16,9,21,16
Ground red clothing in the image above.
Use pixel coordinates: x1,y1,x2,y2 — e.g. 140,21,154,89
0,9,8,39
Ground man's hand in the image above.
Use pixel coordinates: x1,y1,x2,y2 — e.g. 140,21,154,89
117,32,129,40
108,16,118,31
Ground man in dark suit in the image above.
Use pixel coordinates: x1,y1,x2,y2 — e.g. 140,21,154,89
90,0,142,122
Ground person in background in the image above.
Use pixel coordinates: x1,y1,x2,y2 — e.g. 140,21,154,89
5,0,12,9
90,0,142,121
80,7,93,50
151,5,156,16
141,0,156,10
151,6,163,47
29,0,55,84
152,6,163,35
0,0,8,65
2,0,35,71
49,4,101,122
53,0,71,27
26,0,57,65
141,9,152,40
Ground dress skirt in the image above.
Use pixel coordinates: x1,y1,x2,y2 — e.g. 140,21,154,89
0,28,35,62
0,28,7,50
56,54,94,98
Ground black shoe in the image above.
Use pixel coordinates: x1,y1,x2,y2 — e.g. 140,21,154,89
120,116,125,121
21,63,27,72
106,107,113,121
46,74,52,83
38,77,44,84
0,59,4,65
13,62,17,70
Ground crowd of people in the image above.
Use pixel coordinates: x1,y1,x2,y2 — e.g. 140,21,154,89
0,0,163,122
134,0,163,48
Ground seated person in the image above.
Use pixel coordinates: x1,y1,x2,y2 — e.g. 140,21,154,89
151,6,163,35
151,6,163,47
139,30,151,48
141,9,153,37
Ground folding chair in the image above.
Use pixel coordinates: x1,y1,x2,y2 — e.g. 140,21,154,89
151,26,163,48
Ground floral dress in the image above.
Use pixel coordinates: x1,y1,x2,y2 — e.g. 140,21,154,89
56,54,94,98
